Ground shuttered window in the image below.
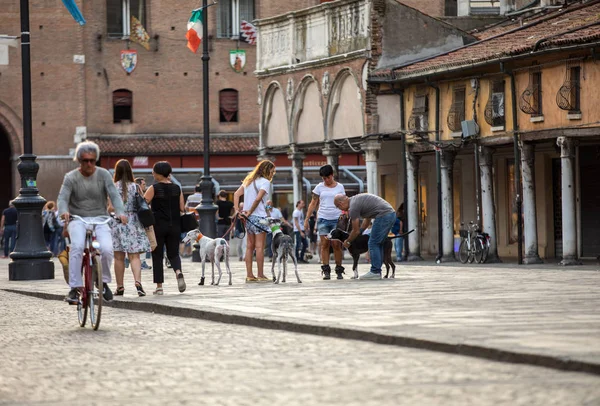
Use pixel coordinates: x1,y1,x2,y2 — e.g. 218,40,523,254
113,89,133,123
220,89,239,122
217,0,255,38
107,0,147,38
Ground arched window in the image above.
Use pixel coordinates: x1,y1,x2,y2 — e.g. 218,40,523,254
220,89,239,123
113,89,133,123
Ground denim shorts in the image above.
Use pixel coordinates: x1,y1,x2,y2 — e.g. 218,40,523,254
246,215,268,235
317,218,339,236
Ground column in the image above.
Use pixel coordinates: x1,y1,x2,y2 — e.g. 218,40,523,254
406,150,423,261
440,150,457,262
520,143,542,264
322,142,341,177
288,145,305,205
362,140,381,195
479,146,502,263
557,137,581,265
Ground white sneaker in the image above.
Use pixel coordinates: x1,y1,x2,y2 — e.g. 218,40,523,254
360,271,382,280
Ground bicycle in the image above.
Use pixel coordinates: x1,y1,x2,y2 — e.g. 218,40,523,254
67,215,114,330
458,221,485,264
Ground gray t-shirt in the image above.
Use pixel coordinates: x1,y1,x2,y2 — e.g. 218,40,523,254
348,194,394,220
57,167,125,217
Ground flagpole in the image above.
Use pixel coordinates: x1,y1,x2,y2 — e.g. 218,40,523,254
196,0,218,238
9,0,55,280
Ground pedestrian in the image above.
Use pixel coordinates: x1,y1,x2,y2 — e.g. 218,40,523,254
293,200,309,263
1,201,17,258
230,201,247,261
110,159,152,297
393,204,406,262
233,159,276,283
135,177,152,270
42,201,59,252
308,212,318,258
304,164,346,280
216,190,234,239
144,161,187,295
333,193,397,280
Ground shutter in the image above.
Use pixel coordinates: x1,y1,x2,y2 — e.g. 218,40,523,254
107,0,123,37
217,0,232,38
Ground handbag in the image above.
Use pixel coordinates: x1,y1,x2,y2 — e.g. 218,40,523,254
180,212,199,233
134,186,155,228
145,225,158,251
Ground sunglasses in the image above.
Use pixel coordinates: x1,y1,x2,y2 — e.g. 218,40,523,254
80,159,96,164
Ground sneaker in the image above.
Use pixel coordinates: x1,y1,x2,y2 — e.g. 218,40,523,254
64,288,80,305
360,271,382,280
135,282,146,297
166,258,172,269
102,283,113,302
141,261,152,270
177,272,186,293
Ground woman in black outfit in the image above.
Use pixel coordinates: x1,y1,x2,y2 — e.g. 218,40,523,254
144,161,186,295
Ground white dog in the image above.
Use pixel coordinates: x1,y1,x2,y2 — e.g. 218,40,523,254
183,229,232,286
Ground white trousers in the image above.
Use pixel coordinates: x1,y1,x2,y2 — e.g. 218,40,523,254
68,217,113,288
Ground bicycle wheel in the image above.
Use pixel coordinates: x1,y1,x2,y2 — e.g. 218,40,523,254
77,258,88,328
89,256,103,330
458,240,470,264
474,237,484,264
480,239,489,263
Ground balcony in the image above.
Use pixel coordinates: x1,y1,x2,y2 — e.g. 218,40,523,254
256,0,370,74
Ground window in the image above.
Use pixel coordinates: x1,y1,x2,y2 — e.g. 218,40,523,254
520,70,542,116
447,86,465,132
557,66,580,113
220,89,239,122
113,89,132,123
485,80,505,127
408,92,429,134
217,0,255,39
107,0,147,38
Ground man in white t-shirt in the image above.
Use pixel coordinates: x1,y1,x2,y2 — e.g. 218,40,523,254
304,164,346,279
293,200,309,263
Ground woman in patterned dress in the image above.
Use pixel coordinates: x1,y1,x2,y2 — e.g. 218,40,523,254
110,159,151,296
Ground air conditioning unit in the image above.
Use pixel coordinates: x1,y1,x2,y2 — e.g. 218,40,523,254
461,120,479,139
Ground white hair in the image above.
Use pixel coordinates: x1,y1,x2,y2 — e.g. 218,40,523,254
74,141,100,162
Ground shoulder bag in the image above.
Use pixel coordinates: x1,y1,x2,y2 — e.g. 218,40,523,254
135,185,155,228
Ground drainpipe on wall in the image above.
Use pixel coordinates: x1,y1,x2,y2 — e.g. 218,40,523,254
428,82,443,263
505,65,523,265
399,89,409,259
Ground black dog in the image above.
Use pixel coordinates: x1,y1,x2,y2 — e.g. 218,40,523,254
328,215,413,279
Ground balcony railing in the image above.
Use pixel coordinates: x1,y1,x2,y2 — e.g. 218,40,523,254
256,0,370,73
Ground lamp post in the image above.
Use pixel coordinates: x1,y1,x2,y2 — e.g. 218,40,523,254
9,0,55,280
195,0,218,237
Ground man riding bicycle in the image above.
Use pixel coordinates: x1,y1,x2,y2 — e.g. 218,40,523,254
57,141,128,304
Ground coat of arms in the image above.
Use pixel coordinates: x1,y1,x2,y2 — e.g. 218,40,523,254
121,50,138,73
229,50,246,73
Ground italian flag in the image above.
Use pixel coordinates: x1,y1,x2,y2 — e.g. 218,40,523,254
186,9,202,53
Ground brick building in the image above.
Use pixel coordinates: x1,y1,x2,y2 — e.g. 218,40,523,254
0,0,365,213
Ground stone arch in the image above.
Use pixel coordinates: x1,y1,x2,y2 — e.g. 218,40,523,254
0,101,22,209
261,82,290,148
292,75,325,145
325,69,364,141
0,100,23,158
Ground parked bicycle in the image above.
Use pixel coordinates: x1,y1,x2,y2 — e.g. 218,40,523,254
67,215,114,330
458,221,490,264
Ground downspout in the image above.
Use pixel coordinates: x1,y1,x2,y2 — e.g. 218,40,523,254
429,82,443,263
400,89,409,258
504,64,523,265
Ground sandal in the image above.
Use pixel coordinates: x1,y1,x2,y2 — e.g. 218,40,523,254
135,282,146,297
115,286,125,296
153,287,164,295
245,277,259,283
257,276,272,282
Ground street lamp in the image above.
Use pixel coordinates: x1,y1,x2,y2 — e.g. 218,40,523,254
9,0,55,280
195,0,218,238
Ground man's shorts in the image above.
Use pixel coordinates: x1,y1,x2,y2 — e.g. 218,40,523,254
317,218,339,236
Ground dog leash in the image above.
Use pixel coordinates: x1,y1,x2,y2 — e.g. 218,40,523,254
240,214,271,233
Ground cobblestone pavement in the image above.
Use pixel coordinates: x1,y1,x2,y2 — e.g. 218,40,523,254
1,256,599,372
1,290,599,406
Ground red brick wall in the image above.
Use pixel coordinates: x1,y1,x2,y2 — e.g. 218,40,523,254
398,0,445,16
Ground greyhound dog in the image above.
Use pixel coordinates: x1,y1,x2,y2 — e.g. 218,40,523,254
182,229,232,286
327,214,414,279
265,217,302,284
